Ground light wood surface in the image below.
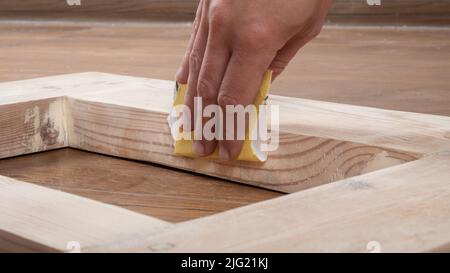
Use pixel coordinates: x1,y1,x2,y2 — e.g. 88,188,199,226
6,73,450,193
0,174,170,252
1,22,449,117
0,97,67,159
1,73,450,252
0,148,282,223
100,152,450,253
67,95,420,193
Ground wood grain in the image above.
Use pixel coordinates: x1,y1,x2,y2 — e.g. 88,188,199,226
93,152,450,253
67,95,421,193
331,0,450,15
0,174,170,252
0,148,282,223
0,98,67,159
328,0,450,25
0,0,198,21
1,72,450,252
6,72,447,193
0,4,449,253
1,22,449,116
0,0,449,25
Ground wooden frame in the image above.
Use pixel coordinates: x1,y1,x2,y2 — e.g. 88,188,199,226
1,72,450,252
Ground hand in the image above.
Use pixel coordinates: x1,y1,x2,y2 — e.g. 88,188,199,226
176,0,333,160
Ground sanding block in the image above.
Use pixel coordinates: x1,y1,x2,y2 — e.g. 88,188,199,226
168,71,272,162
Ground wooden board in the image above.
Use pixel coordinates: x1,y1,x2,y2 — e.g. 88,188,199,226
0,174,170,252
1,0,449,25
5,72,449,193
96,152,450,253
1,73,450,252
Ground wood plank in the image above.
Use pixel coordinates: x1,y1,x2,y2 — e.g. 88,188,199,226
1,0,449,25
0,174,170,252
60,72,450,156
0,148,282,223
9,71,446,157
67,94,421,193
275,95,450,155
4,72,450,193
92,152,450,253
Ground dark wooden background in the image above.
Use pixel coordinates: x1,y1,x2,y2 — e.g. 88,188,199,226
0,0,449,25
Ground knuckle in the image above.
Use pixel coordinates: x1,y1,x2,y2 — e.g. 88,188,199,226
218,93,238,108
192,17,200,33
209,3,228,28
197,78,216,101
189,51,201,69
236,25,271,53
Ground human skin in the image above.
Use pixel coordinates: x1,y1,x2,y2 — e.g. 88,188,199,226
175,0,333,160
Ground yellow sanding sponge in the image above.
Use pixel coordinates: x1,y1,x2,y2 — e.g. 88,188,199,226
168,71,272,162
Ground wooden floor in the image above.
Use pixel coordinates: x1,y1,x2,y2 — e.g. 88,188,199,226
1,0,449,25
1,21,449,223
1,22,450,116
0,148,282,223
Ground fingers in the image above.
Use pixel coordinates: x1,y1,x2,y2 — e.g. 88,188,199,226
176,0,333,161
217,50,275,160
175,0,204,84
182,2,209,133
193,34,230,156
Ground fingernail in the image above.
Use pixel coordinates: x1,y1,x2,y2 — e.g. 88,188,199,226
219,144,231,161
175,67,183,81
193,141,205,156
